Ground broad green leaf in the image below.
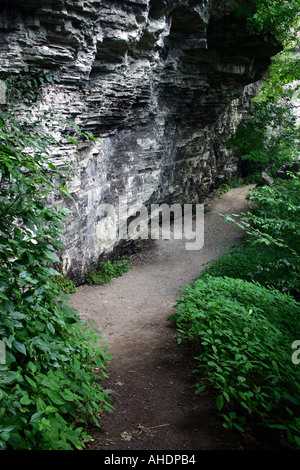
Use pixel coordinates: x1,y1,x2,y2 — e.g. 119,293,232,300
44,390,66,406
30,412,44,424
20,395,32,406
43,249,60,263
216,395,224,411
37,397,47,412
195,385,207,394
67,137,78,146
13,340,27,355
0,371,19,385
46,323,55,335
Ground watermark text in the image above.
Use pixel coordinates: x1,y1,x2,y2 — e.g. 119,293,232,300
0,341,6,365
98,198,204,251
292,340,300,364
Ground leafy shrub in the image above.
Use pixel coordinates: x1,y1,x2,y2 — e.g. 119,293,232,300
226,98,299,177
242,0,300,43
0,297,113,450
1,70,60,106
0,113,112,449
202,240,300,297
86,258,132,286
170,276,300,447
222,175,300,298
51,274,78,294
189,173,300,447
225,11,299,178
246,176,300,258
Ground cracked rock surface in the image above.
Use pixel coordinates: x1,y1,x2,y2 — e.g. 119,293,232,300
0,0,280,281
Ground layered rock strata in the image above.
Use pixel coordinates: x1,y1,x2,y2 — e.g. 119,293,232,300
0,0,281,282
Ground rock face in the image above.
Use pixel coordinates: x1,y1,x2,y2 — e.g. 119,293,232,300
0,0,281,283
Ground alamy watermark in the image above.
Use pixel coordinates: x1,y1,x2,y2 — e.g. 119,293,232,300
98,198,204,251
0,341,6,365
0,80,6,104
292,340,300,365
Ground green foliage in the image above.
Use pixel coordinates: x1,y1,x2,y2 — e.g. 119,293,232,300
213,175,258,198
246,175,300,257
243,0,300,43
226,94,299,176
205,174,300,298
0,112,112,450
50,274,78,294
228,0,300,177
225,174,300,289
170,276,300,447
172,172,300,447
86,258,132,286
202,241,300,297
1,70,60,106
255,50,300,105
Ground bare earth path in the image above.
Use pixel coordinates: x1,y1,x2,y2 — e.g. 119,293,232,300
70,186,256,451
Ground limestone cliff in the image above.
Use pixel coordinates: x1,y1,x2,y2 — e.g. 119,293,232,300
0,0,281,282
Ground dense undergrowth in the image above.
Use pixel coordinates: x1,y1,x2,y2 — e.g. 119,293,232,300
171,86,300,446
51,274,78,294
86,258,132,286
170,176,300,448
0,111,113,450
171,276,300,443
171,0,300,448
209,177,300,298
0,0,299,452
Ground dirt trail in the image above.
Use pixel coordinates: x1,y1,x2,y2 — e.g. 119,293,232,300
70,186,254,450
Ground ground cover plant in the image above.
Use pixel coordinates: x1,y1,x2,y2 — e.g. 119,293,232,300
85,258,132,286
171,0,300,448
51,274,78,294
202,239,300,297
170,276,300,447
204,174,300,298
228,1,300,178
0,110,113,450
172,161,300,449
